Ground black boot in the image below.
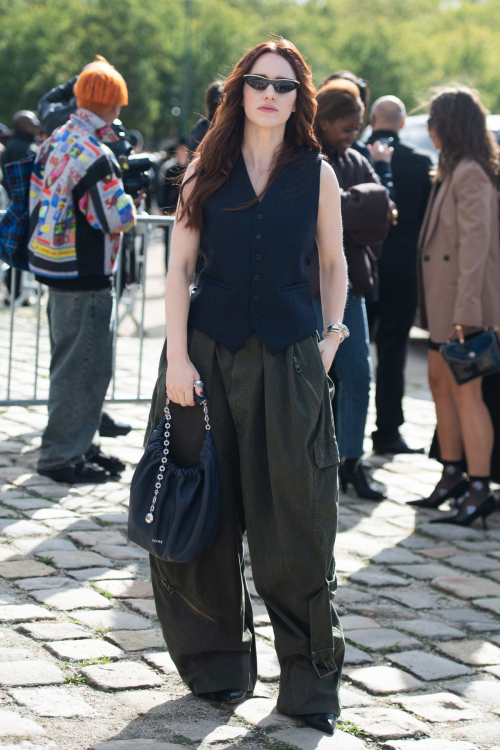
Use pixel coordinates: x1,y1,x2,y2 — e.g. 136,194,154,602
373,435,425,455
339,458,386,500
304,713,337,735
38,461,110,484
202,689,249,704
85,444,126,475
99,411,132,438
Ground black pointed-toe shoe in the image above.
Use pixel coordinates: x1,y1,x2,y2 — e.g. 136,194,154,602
408,478,468,509
430,493,497,529
203,689,250,704
304,713,337,735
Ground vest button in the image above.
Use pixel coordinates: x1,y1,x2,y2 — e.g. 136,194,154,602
255,233,262,240
424,256,430,261
253,295,260,302
443,255,450,261
256,213,263,220
255,254,261,261
253,315,259,322
254,274,260,281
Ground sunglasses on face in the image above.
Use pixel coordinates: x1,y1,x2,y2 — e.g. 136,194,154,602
243,75,300,94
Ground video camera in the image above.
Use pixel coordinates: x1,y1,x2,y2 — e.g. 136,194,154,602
108,121,155,198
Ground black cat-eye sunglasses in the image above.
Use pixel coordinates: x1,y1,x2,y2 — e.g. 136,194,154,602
243,75,300,94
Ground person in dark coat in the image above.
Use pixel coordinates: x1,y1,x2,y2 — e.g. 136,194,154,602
311,80,391,499
187,80,224,154
158,139,190,269
1,111,39,299
38,76,78,136
367,96,433,454
1,111,39,194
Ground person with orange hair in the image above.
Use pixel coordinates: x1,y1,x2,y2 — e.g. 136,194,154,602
28,57,137,484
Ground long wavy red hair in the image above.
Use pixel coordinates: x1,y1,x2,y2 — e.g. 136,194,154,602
178,38,320,230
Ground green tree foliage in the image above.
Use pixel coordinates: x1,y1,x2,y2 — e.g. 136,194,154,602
1,0,499,142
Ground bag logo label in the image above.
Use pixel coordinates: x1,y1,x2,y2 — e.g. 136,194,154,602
152,539,163,544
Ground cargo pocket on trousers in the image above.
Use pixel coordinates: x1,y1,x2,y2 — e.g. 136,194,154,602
313,436,340,552
162,576,217,624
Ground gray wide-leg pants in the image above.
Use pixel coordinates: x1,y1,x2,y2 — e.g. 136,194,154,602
38,287,114,471
147,328,344,716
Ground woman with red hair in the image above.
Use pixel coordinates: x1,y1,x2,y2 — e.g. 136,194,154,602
146,39,347,734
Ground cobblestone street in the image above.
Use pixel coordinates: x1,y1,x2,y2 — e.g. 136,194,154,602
1,238,500,750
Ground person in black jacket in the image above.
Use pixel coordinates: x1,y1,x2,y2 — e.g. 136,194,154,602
1,111,39,194
366,96,433,454
158,139,189,269
187,80,224,154
38,76,78,136
1,111,39,299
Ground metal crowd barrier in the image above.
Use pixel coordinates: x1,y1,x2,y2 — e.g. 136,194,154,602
0,213,174,406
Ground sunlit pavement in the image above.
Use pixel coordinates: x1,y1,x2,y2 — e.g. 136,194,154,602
0,236,499,749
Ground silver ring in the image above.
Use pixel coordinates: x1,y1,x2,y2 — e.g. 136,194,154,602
193,380,204,387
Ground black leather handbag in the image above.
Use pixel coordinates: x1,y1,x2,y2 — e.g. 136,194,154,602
441,328,500,385
128,394,221,562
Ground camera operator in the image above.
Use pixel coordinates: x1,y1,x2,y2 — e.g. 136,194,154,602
28,57,138,484
38,77,78,137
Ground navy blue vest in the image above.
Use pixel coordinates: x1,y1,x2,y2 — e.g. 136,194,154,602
188,148,322,355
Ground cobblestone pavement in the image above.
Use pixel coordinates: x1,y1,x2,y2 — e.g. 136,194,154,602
1,240,500,749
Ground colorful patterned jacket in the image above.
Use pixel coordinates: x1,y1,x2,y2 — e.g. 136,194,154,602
28,108,135,280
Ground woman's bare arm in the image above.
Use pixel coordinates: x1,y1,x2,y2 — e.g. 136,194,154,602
316,159,348,371
164,160,204,406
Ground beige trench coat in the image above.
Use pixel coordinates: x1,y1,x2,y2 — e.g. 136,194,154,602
418,158,500,343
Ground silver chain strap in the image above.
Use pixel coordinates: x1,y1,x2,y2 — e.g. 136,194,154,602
145,398,211,524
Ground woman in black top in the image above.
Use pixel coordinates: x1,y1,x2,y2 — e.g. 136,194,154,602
147,38,347,735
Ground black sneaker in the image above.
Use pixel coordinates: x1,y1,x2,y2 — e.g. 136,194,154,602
38,462,110,484
99,411,132,438
86,444,126,475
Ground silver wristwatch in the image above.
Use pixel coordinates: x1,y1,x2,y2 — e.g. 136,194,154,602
323,323,350,342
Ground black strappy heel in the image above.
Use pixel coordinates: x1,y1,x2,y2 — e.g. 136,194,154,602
430,493,498,529
408,478,467,509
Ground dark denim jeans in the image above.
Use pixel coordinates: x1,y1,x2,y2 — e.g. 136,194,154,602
313,290,372,459
38,288,114,471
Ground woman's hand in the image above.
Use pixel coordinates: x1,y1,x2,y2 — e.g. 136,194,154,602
166,355,204,406
447,324,474,344
318,335,341,373
388,199,398,225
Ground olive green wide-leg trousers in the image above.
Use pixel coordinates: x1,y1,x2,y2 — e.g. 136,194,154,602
146,328,344,716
